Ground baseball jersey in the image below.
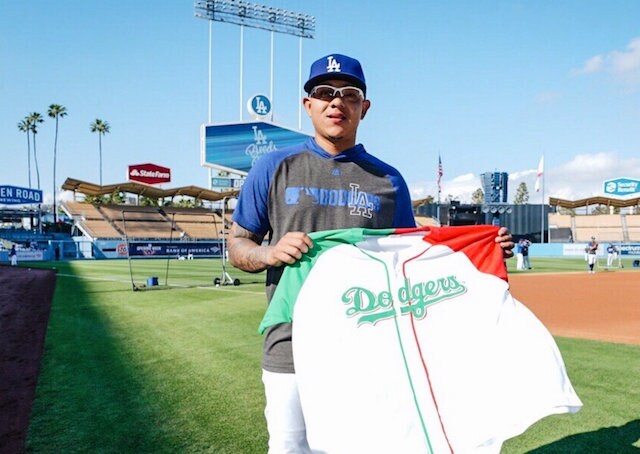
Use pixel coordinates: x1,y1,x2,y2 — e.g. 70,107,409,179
260,226,583,454
233,137,415,373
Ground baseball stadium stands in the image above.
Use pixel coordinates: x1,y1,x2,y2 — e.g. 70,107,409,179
61,202,226,241
574,214,624,242
414,215,440,227
549,213,640,242
100,205,175,239
626,215,640,241
61,201,122,239
163,207,227,240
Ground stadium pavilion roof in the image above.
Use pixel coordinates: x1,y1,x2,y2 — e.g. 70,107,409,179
61,177,238,202
549,196,640,209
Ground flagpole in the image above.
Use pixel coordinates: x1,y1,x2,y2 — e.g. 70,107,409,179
437,153,442,224
437,158,441,205
540,153,545,243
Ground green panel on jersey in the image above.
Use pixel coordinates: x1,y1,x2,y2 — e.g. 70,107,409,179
258,227,396,334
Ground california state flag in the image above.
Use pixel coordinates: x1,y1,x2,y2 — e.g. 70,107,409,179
535,155,544,192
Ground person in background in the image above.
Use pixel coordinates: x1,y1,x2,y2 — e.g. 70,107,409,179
606,242,618,267
522,238,532,270
516,239,525,270
587,236,598,273
9,244,17,266
227,52,515,453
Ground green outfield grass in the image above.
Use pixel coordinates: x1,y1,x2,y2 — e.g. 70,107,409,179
20,258,640,453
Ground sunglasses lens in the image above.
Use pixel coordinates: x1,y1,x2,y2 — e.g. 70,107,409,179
310,85,364,101
311,86,336,100
340,88,363,101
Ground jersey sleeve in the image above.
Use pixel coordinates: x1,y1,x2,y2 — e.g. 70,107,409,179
258,228,376,334
390,173,416,228
231,154,276,237
356,151,416,228
424,225,508,282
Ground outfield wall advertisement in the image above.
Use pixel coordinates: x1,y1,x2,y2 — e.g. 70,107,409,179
0,250,46,262
90,240,224,259
559,242,640,257
128,163,171,185
127,242,222,258
200,121,310,174
0,185,43,204
602,177,640,197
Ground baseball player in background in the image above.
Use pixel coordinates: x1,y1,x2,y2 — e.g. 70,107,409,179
606,242,618,267
587,236,598,273
9,244,17,266
227,53,514,453
516,239,525,270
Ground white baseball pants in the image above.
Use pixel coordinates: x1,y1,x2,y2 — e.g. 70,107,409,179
262,370,312,454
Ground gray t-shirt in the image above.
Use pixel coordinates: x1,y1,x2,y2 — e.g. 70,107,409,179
232,138,415,373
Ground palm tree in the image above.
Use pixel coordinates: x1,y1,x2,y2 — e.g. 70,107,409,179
48,104,68,222
90,119,110,185
17,117,33,188
28,112,45,190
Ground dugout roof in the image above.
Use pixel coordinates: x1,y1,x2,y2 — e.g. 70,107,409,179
61,177,238,202
549,196,640,209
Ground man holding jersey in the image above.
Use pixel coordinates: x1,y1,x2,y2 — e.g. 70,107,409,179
228,53,514,452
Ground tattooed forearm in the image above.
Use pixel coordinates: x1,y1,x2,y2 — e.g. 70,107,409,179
227,223,272,272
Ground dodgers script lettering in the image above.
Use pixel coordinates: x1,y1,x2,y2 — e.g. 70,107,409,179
342,276,467,326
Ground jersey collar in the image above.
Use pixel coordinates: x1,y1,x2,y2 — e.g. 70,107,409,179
305,137,366,161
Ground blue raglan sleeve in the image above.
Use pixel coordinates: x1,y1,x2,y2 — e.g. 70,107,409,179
390,173,416,228
232,142,308,236
232,156,275,237
356,149,416,229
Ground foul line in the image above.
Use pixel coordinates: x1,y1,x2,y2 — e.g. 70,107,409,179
55,273,265,295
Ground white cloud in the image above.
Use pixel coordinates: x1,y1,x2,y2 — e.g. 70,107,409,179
411,172,481,203
572,55,605,75
509,169,536,180
535,91,562,105
610,37,640,74
451,172,475,183
548,152,640,199
408,152,640,204
572,37,640,88
60,190,77,202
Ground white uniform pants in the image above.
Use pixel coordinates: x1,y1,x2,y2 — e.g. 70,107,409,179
262,370,311,454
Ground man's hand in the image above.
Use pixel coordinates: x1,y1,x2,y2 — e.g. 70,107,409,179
266,232,314,267
496,227,514,259
227,223,313,272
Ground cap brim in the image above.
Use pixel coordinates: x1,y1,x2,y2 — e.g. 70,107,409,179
304,74,366,95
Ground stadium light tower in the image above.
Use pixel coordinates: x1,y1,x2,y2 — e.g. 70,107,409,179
194,0,316,127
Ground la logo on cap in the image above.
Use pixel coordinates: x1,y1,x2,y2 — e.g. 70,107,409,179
326,56,341,73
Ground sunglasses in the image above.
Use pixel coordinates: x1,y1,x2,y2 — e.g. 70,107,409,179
309,85,365,102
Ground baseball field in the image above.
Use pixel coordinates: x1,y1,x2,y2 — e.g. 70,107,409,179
11,256,640,452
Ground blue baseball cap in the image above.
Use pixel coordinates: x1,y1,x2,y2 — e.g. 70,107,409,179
304,54,367,95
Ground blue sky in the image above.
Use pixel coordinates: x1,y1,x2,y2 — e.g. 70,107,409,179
2,1,640,206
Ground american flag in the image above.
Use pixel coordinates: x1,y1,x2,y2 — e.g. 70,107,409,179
437,155,443,195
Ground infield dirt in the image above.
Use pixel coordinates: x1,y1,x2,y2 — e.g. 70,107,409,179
509,270,640,345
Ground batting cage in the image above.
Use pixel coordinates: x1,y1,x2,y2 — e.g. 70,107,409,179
113,206,239,290
597,240,624,270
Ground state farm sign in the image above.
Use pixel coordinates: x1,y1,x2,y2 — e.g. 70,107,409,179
128,163,171,185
